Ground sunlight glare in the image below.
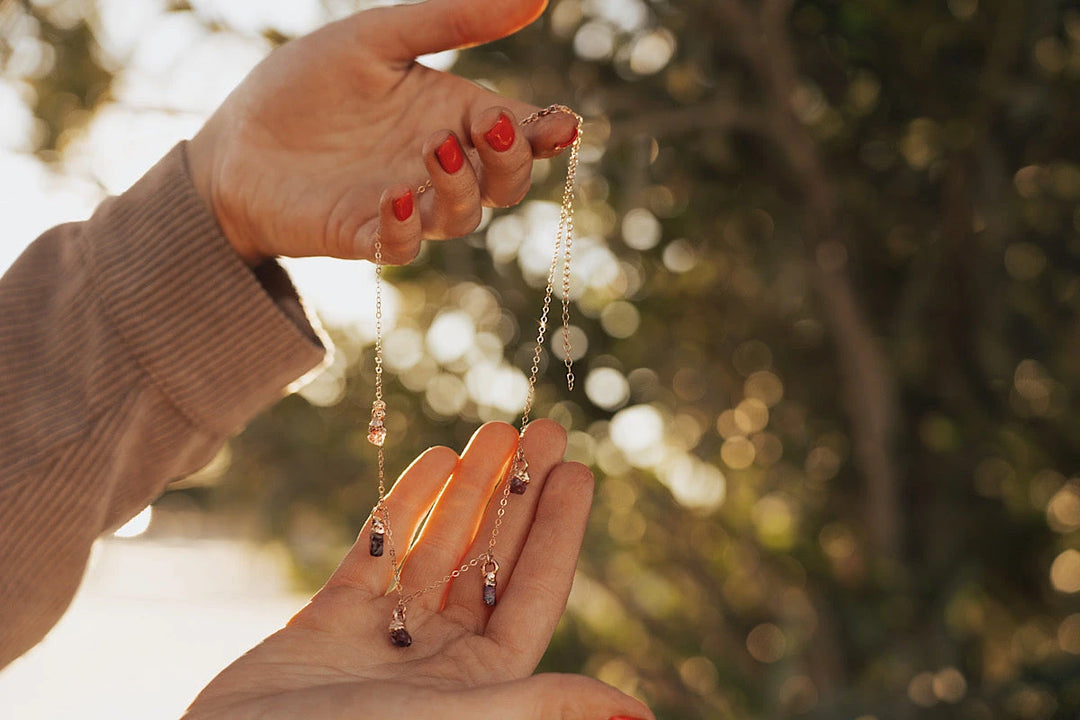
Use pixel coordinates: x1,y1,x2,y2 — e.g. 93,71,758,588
113,506,153,539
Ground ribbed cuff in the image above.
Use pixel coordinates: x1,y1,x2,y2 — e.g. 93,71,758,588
82,142,327,437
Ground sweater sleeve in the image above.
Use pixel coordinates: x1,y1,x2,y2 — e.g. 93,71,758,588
0,143,328,668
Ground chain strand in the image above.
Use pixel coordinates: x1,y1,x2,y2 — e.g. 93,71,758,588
368,105,583,637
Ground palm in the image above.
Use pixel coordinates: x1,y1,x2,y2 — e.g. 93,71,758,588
183,422,650,720
188,593,513,718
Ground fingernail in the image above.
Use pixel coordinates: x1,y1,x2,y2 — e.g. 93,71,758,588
554,126,579,151
435,135,464,174
392,190,413,222
484,113,515,152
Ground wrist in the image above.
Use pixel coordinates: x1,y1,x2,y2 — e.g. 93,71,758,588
186,125,265,266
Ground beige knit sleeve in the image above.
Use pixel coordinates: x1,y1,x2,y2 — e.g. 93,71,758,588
0,143,328,668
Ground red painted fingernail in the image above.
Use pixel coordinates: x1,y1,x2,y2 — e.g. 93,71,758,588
392,190,413,222
554,126,579,151
484,113,515,152
435,135,464,174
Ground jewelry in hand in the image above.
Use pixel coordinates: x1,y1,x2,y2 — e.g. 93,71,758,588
367,105,583,646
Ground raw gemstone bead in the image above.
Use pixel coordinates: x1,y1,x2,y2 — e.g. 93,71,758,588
389,627,412,647
483,584,497,607
508,451,530,494
367,420,386,446
389,606,412,648
509,468,529,495
369,516,386,556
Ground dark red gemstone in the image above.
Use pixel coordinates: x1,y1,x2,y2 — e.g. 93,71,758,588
389,627,412,647
483,584,497,606
509,475,528,494
369,531,384,557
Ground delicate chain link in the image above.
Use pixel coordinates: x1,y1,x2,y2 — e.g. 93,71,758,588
373,243,384,407
371,236,405,601
368,105,583,636
518,104,581,427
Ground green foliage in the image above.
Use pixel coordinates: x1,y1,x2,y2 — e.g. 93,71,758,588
10,0,1080,717
2,1,112,159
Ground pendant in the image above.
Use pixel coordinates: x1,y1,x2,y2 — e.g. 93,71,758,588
508,447,530,495
482,558,499,607
368,400,387,446
369,514,385,557
388,605,412,648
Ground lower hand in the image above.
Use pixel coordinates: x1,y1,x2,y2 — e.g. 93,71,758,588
182,420,652,720
186,0,579,266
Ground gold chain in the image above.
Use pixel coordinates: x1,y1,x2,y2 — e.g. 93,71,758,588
368,105,583,646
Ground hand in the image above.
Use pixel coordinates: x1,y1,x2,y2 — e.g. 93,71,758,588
182,420,652,720
186,0,579,266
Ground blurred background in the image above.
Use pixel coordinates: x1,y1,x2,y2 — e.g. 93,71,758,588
2,0,1080,718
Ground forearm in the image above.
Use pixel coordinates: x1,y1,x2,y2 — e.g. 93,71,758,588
0,143,327,667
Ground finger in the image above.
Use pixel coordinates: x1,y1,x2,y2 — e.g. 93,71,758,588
484,461,594,671
467,97,581,161
362,0,550,62
323,445,459,595
353,183,424,264
398,422,520,607
448,674,654,720
470,107,533,208
419,131,484,239
442,418,567,626
519,111,581,160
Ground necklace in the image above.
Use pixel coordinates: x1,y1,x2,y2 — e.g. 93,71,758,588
366,105,583,647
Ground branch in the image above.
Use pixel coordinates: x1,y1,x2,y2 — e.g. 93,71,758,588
728,0,903,558
762,0,795,31
709,0,755,31
608,99,768,144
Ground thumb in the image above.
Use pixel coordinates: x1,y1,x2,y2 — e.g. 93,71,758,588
362,0,549,62
453,674,655,720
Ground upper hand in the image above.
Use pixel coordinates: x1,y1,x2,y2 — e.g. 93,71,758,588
181,421,652,720
186,0,580,265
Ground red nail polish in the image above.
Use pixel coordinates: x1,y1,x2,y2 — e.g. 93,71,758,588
392,190,413,222
435,135,464,174
484,113,515,152
554,126,579,151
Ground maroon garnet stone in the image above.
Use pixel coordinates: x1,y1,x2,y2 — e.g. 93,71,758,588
369,531,384,557
509,475,528,494
389,628,412,647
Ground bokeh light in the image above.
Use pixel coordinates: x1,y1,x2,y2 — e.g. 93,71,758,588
1050,549,1080,593
585,366,630,410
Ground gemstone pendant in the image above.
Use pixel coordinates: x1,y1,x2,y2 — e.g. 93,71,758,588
368,400,387,446
388,605,412,648
508,448,529,495
369,515,385,557
482,558,499,607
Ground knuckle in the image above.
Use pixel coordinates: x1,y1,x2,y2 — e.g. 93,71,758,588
381,235,421,265
446,205,483,238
